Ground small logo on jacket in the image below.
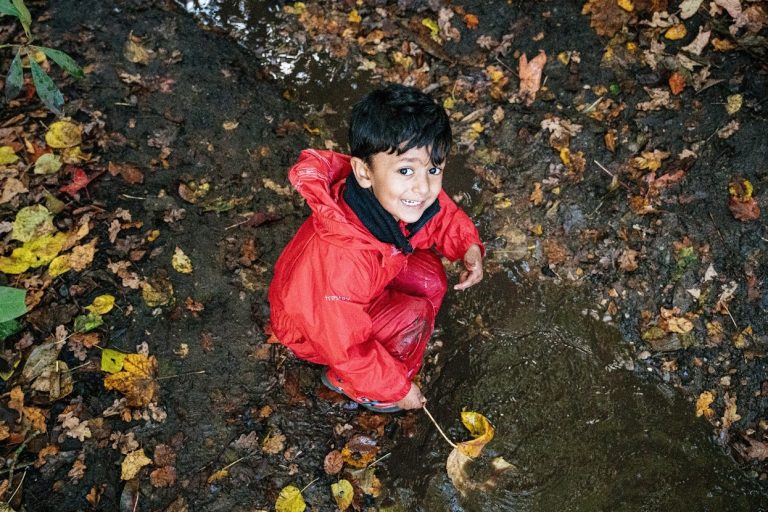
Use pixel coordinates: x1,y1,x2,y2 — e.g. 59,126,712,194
324,295,350,302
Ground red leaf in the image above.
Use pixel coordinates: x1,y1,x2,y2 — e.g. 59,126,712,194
729,197,761,222
668,72,686,95
60,167,93,197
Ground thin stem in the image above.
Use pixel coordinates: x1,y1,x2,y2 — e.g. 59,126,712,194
300,477,320,493
366,452,391,468
157,370,206,381
422,405,457,449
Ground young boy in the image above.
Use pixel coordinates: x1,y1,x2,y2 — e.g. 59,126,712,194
268,84,483,412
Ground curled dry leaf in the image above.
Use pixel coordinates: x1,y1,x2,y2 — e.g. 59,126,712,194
324,449,344,475
517,51,547,106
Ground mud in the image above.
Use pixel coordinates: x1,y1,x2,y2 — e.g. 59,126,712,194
1,0,767,510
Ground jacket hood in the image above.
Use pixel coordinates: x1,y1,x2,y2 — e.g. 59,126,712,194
289,149,388,252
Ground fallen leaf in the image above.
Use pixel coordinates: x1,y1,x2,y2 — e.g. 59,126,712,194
207,468,229,484
11,205,55,242
60,168,93,197
121,449,152,480
721,392,741,430
275,485,306,512
681,27,711,55
262,431,287,454
341,435,379,468
665,24,687,40
618,0,634,11
680,0,704,18
324,450,344,475
45,120,82,148
737,437,768,461
103,354,158,407
331,479,354,511
530,182,544,205
171,247,193,274
668,72,686,95
150,466,177,487
34,153,63,175
222,120,239,131
464,14,479,29
696,390,715,418
618,249,639,271
517,51,547,106
85,295,115,315
142,277,174,307
0,177,27,204
124,33,152,65
666,316,693,334
0,146,19,165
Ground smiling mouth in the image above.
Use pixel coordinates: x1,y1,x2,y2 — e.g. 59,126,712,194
401,199,424,207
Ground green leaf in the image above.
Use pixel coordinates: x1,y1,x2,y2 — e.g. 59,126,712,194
0,286,26,323
0,0,21,18
36,46,84,79
11,0,30,37
73,312,103,333
101,348,127,373
5,49,23,101
29,58,63,113
0,319,23,341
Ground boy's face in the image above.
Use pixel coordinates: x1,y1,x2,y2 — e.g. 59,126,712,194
351,146,444,224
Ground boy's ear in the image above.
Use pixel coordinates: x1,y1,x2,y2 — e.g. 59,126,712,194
350,157,373,189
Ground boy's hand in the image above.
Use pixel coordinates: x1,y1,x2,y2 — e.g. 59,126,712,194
394,382,426,410
454,244,483,290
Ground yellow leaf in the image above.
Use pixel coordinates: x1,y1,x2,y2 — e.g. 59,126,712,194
557,51,570,65
0,252,31,274
559,147,571,166
470,122,484,134
207,468,229,483
457,411,495,458
147,229,161,242
34,153,63,175
12,205,55,242
331,479,354,511
665,24,687,40
101,348,127,373
733,325,752,349
171,247,193,274
142,278,174,307
696,390,715,418
103,354,158,407
722,392,741,429
48,254,71,277
726,94,742,115
443,97,455,110
121,449,152,480
617,0,634,11
0,146,19,165
486,65,505,83
45,120,82,149
348,9,361,23
283,2,306,15
667,316,693,334
275,485,306,512
421,18,440,42
86,295,115,315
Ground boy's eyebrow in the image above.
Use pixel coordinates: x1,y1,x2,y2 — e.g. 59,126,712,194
396,156,438,165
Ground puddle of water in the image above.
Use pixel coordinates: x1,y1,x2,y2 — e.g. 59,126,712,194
386,276,767,511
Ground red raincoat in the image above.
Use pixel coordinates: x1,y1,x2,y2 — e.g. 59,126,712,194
268,149,483,402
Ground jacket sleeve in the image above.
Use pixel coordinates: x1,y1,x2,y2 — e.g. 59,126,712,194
292,247,412,403
428,190,484,261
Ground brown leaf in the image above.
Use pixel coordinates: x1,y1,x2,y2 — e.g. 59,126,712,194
150,466,177,488
618,249,639,271
518,51,547,106
582,0,632,37
729,197,761,222
668,72,686,95
200,332,215,353
153,444,176,467
324,449,344,475
262,431,286,454
341,435,379,468
737,437,768,461
103,354,159,407
108,161,144,184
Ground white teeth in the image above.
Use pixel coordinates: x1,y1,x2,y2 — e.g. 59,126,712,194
402,200,421,206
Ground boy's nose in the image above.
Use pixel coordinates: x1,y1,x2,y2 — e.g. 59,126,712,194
412,173,430,195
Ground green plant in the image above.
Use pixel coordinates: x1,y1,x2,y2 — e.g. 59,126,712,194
1,0,83,113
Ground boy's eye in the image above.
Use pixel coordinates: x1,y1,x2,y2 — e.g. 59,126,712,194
398,168,414,176
429,167,443,175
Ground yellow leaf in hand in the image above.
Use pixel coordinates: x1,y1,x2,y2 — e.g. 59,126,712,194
457,411,495,458
275,485,306,512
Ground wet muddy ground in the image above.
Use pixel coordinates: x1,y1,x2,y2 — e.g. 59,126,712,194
1,0,767,510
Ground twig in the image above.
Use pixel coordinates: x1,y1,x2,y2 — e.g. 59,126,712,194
582,96,604,114
300,477,320,493
593,160,632,192
366,452,391,469
7,470,26,503
721,303,738,330
422,405,457,449
156,370,206,381
218,452,255,473
708,212,726,243
119,194,146,200
7,430,38,491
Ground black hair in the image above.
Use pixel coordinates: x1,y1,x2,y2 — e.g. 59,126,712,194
348,84,452,165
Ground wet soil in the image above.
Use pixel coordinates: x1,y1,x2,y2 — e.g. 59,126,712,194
1,0,767,510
